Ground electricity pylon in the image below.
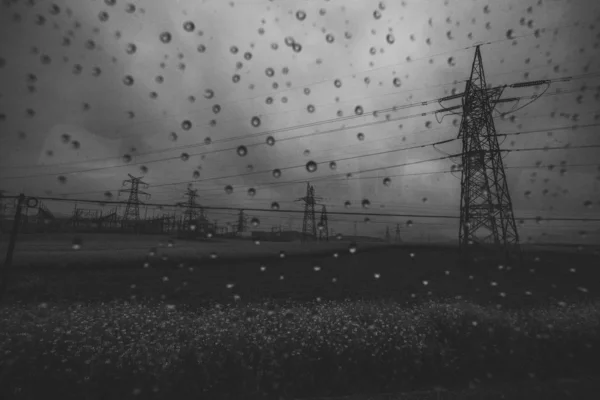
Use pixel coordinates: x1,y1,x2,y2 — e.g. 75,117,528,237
318,205,329,242
295,182,322,242
441,45,522,265
395,223,402,244
119,174,150,229
176,188,202,230
237,209,248,234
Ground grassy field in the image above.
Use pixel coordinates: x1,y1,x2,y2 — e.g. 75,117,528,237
1,233,599,399
1,299,599,399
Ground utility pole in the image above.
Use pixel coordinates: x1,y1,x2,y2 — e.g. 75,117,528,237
295,182,322,243
119,174,150,233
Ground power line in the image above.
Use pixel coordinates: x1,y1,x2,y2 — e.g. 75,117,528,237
2,81,595,183
8,195,600,223
2,61,596,174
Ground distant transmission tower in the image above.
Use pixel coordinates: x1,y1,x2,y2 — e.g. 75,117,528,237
442,45,522,264
119,174,150,230
295,182,322,242
385,226,391,243
318,205,329,242
176,188,202,230
237,209,248,234
395,223,402,244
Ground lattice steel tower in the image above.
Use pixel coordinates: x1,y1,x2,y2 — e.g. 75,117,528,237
456,46,521,264
295,182,321,242
318,205,329,242
177,188,203,228
119,174,150,226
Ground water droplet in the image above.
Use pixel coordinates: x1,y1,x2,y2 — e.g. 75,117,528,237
251,116,261,127
224,185,233,194
326,33,335,43
383,177,391,186
180,153,189,161
204,89,214,99
344,201,351,208
355,105,364,115
271,202,280,211
373,10,381,19
159,32,172,43
307,104,315,113
265,67,275,77
329,161,337,170
292,42,302,53
181,120,192,130
334,79,342,88
193,170,200,179
183,21,195,32
266,136,275,146
237,146,248,157
386,33,395,44
247,188,256,197
349,243,357,253
393,77,401,87
122,154,132,163
230,46,239,54
306,161,318,172
273,169,282,178
357,132,365,141
296,10,306,21
406,220,413,227
313,265,321,272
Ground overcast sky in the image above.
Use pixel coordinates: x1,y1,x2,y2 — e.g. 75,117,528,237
0,0,599,243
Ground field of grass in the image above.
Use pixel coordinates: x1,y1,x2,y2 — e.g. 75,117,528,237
1,298,599,399
0,233,389,268
1,232,599,399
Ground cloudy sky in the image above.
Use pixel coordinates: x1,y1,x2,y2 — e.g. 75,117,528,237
0,0,599,243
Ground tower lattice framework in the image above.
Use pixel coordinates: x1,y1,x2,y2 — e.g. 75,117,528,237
119,174,150,228
295,182,321,243
318,205,329,242
177,188,203,230
456,46,521,264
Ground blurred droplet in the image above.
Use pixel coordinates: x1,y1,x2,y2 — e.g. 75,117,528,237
181,120,192,130
383,177,391,186
224,185,233,194
237,146,248,157
357,132,365,141
183,21,195,32
266,136,275,146
329,161,337,170
361,199,371,209
355,105,364,115
307,104,316,113
349,243,357,253
159,32,172,43
271,202,280,211
251,116,261,127
306,161,318,173
273,169,282,178
296,10,306,21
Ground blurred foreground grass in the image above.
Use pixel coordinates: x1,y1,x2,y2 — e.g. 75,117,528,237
1,298,599,399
